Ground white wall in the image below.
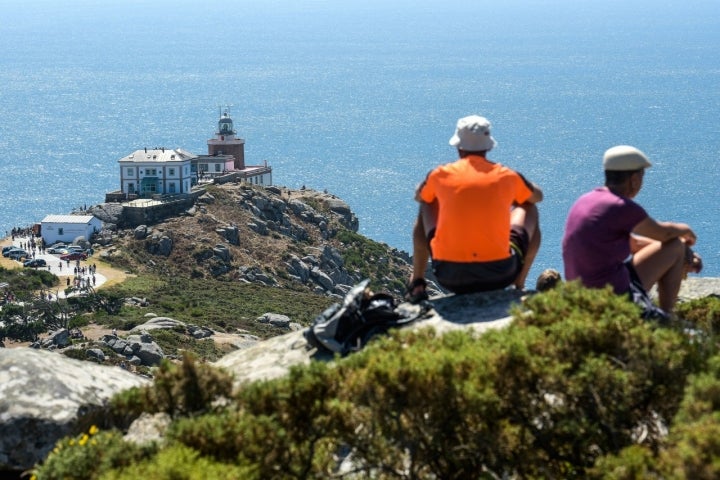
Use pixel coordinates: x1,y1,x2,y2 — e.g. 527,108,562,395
41,218,102,244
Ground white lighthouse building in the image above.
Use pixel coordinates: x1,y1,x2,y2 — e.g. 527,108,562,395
107,107,273,202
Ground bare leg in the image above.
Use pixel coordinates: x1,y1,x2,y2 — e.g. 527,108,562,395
410,201,438,284
632,237,685,312
511,202,541,290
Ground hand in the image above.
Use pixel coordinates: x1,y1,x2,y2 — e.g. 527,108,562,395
678,224,697,246
683,246,703,277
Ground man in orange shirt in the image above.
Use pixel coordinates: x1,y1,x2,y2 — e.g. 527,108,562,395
407,115,543,302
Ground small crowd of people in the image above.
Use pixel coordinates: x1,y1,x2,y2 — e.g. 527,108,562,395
10,226,36,241
406,115,703,316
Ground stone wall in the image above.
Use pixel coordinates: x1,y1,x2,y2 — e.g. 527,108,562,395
121,191,205,228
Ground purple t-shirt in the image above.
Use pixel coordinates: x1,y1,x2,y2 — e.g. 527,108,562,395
562,187,648,293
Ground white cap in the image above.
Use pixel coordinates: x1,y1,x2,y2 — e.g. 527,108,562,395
449,115,497,152
603,145,652,171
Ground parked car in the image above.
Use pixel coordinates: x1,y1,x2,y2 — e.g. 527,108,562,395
60,252,87,261
8,250,29,260
3,247,24,258
23,258,47,268
46,246,68,254
2,246,16,255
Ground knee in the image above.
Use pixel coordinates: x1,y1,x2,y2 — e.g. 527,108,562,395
513,202,540,235
666,237,685,255
525,202,540,222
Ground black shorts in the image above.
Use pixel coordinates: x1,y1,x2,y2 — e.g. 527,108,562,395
429,225,530,293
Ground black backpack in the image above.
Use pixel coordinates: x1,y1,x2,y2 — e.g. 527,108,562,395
304,279,427,356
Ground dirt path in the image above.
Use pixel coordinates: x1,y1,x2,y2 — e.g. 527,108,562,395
0,237,247,350
1,237,134,348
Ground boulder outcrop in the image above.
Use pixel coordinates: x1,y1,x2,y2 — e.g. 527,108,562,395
101,332,165,366
215,277,720,388
0,349,150,471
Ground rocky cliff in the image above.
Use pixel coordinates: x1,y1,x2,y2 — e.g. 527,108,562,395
88,184,413,298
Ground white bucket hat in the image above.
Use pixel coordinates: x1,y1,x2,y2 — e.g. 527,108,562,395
449,115,497,152
603,145,652,171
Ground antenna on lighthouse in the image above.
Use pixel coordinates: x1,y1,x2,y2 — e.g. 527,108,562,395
217,103,234,118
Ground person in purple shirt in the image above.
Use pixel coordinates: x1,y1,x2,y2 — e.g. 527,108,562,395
562,145,702,313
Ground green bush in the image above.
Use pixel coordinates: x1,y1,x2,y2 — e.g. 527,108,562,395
99,444,253,480
675,296,720,335
111,352,233,421
38,283,720,479
0,266,58,291
150,329,225,362
32,427,154,480
62,349,87,361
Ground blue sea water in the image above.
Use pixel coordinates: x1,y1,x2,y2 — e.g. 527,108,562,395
1,0,719,282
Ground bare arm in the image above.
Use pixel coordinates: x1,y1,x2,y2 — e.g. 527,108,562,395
632,217,697,246
526,182,543,204
515,182,543,206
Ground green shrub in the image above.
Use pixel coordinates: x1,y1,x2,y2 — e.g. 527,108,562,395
68,316,90,329
676,296,720,335
111,352,233,421
32,426,154,480
0,266,58,291
99,444,253,480
40,283,720,479
62,349,87,361
150,329,224,362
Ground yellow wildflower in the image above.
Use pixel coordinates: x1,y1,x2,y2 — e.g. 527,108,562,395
79,434,89,446
89,425,99,435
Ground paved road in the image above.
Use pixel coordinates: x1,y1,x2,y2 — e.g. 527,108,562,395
4,236,107,299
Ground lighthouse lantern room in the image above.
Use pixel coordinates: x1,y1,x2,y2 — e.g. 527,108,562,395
207,109,245,169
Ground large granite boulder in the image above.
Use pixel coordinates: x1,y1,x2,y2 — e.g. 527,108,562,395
214,288,523,388
0,348,149,471
129,316,186,333
100,331,166,366
214,277,720,390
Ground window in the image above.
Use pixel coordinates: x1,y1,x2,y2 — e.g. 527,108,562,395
145,168,157,176
58,228,64,235
169,183,176,193
215,164,221,172
169,168,175,176
127,168,133,176
128,183,134,193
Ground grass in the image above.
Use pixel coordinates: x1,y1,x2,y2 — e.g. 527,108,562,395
88,274,335,339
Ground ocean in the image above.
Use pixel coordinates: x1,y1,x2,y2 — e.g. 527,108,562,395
1,0,719,282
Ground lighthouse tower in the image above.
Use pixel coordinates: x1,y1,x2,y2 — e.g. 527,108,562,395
207,109,245,169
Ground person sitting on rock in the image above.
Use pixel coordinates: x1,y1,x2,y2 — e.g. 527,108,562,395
562,145,702,313
406,115,544,302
